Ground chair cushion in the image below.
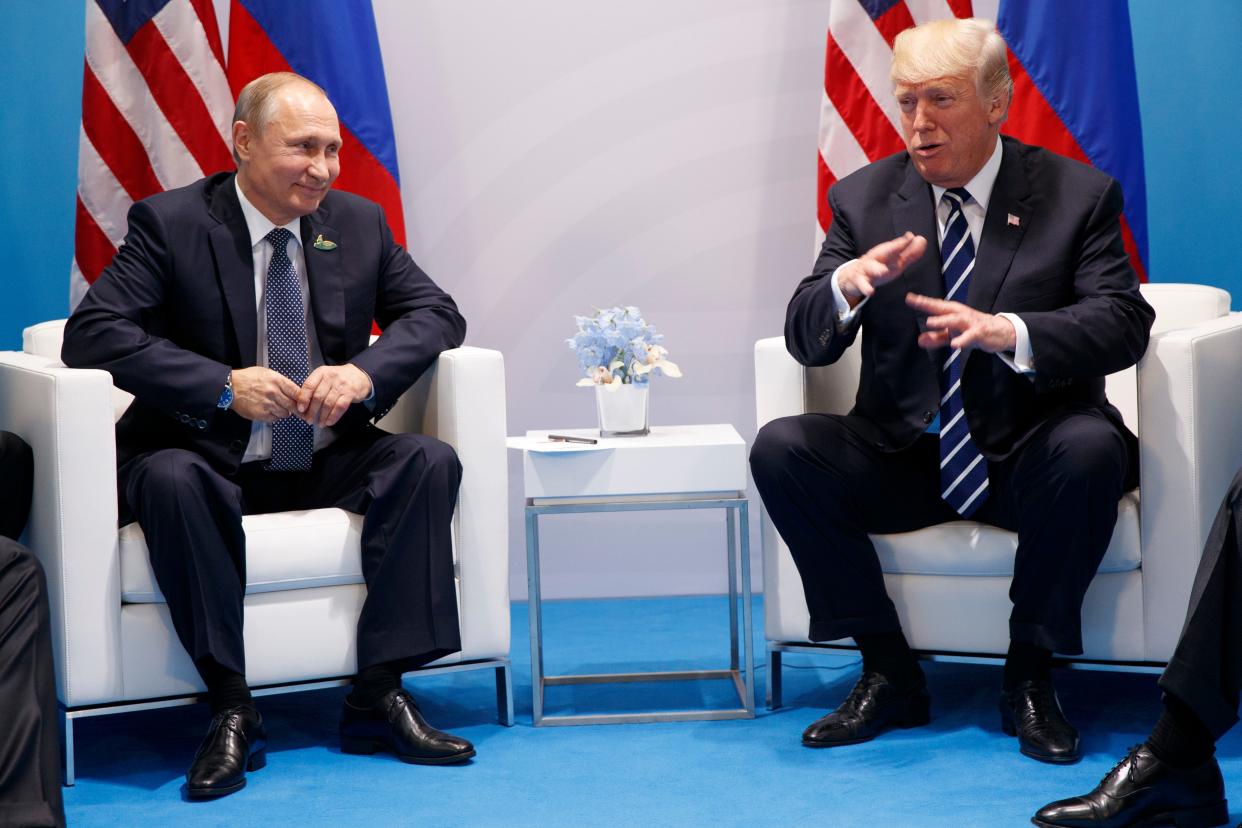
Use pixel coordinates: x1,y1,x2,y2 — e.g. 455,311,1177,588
120,508,365,603
873,491,1140,577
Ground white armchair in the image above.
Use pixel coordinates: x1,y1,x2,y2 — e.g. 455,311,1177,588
0,320,512,783
756,284,1242,708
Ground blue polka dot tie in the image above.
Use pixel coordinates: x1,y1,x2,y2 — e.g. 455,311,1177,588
263,227,314,471
937,188,989,517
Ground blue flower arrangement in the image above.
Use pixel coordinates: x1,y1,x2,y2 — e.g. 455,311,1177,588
567,306,682,388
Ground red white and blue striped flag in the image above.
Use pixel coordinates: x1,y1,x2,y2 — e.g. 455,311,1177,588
72,0,405,307
817,0,1149,280
73,0,232,307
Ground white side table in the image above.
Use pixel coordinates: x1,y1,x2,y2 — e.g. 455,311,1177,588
508,423,755,726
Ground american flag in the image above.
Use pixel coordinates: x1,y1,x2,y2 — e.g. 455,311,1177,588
72,0,233,307
816,0,995,248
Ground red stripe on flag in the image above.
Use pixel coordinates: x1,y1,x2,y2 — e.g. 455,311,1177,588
336,125,408,248
75,196,118,284
188,0,226,68
127,20,233,177
824,33,905,162
226,1,286,99
946,0,974,18
81,67,164,202
817,151,838,234
1001,50,1088,165
1002,51,1146,281
873,2,916,49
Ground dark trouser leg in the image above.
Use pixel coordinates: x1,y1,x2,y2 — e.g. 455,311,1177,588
0,432,33,541
0,539,65,828
120,449,248,677
749,414,958,643
298,429,463,673
1158,467,1242,740
976,412,1130,657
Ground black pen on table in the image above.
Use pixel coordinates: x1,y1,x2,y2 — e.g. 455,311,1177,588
547,433,598,444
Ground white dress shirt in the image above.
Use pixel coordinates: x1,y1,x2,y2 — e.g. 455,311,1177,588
829,138,1035,374
234,178,335,463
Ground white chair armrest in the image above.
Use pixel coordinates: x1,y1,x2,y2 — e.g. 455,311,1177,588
754,337,807,427
377,346,510,659
1137,313,1242,660
0,351,124,705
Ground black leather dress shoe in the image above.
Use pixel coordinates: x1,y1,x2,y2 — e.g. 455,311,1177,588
1032,744,1227,828
1001,679,1080,764
340,688,475,765
185,705,267,799
801,670,930,747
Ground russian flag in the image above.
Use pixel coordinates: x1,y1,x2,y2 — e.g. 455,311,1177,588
998,1,1148,280
226,0,407,247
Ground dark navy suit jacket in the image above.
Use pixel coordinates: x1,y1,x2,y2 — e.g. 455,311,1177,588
62,171,467,472
784,136,1155,462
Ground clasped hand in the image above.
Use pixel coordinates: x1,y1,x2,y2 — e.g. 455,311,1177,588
840,231,1015,354
228,364,372,427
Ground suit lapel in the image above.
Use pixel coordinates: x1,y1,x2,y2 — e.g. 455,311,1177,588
892,162,940,300
208,177,258,366
301,211,346,363
967,138,1031,312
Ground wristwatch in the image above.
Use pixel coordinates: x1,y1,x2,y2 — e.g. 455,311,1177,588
216,371,234,410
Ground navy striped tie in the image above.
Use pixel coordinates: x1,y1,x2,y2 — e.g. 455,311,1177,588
937,188,988,517
263,227,314,472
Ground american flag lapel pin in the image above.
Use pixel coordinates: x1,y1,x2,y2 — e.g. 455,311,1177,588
1007,213,1021,228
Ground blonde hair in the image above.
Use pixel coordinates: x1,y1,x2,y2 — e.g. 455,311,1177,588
231,72,329,164
891,18,1012,114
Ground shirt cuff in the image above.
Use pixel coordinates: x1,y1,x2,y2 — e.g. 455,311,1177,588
996,312,1035,375
360,369,377,410
830,260,868,328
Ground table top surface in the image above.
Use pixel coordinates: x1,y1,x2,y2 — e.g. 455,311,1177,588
507,423,743,454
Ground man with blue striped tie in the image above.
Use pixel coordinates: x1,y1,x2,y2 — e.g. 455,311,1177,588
750,17,1154,764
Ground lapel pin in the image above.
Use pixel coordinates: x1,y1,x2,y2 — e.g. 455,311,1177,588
313,234,338,251
1007,213,1021,228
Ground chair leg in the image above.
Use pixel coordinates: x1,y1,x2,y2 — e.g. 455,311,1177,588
766,648,782,711
495,662,514,727
60,708,74,787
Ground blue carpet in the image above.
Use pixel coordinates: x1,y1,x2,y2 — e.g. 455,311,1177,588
64,596,1242,826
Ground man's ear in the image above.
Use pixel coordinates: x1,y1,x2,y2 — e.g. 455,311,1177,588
232,121,252,161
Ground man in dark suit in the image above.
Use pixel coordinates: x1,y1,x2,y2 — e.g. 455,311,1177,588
0,431,65,827
750,18,1154,764
1032,469,1242,827
62,72,473,799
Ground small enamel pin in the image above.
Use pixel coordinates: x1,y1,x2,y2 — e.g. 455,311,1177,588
313,234,338,250
1007,213,1021,228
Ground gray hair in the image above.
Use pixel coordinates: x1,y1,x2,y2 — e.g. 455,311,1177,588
231,72,329,164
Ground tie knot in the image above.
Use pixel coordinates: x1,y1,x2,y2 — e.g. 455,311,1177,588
943,187,971,209
266,227,294,250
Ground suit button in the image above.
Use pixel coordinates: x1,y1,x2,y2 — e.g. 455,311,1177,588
178,413,189,423
197,419,207,430
229,440,244,453
922,411,934,424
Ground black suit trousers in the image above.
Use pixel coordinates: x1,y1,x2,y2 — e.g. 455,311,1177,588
118,425,463,680
1159,467,1242,740
750,409,1131,655
0,432,65,827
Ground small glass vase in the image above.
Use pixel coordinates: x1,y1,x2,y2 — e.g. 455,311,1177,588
595,382,650,437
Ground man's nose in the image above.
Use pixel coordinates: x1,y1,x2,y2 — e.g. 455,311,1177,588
308,152,329,180
913,101,934,131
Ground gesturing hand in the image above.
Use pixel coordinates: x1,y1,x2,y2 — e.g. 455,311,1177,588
906,293,1016,354
837,232,929,308
296,364,373,428
229,366,302,422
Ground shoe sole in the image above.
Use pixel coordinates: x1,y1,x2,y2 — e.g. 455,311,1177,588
341,736,476,765
184,750,265,799
801,701,931,748
1030,799,1229,828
